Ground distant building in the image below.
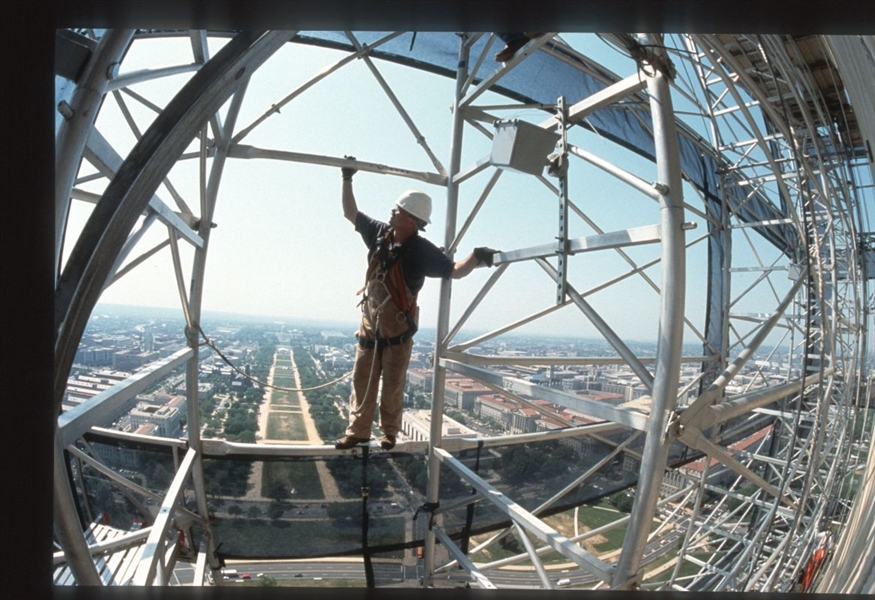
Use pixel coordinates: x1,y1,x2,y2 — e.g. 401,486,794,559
147,392,174,405
533,414,595,456
168,395,187,413
197,382,215,401
561,377,586,392
113,348,160,372
510,407,540,434
528,372,549,385
474,394,516,428
320,331,347,342
74,346,116,367
401,409,477,443
407,368,433,390
408,355,428,370
129,404,182,438
133,422,159,436
575,389,626,407
444,379,491,411
91,442,143,470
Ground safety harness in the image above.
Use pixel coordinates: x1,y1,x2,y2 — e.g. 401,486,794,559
357,231,418,349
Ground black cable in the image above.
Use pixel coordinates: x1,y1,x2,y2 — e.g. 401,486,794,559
196,323,351,393
361,447,375,588
460,441,484,556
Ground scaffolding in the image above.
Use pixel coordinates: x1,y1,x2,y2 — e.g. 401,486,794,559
52,29,874,592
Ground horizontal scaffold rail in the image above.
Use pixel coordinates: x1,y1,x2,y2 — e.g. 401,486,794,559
198,419,629,458
226,145,446,186
491,224,661,266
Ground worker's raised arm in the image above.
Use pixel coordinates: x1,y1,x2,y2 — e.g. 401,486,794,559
452,252,480,279
452,247,499,279
341,156,358,224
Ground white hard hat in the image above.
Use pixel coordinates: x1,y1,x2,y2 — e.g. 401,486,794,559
395,190,432,226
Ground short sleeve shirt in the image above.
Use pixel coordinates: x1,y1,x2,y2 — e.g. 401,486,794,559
355,212,454,295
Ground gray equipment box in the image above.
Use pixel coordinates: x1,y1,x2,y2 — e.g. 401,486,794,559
490,119,560,175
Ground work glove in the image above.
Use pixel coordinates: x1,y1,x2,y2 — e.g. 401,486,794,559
341,155,357,181
474,247,499,267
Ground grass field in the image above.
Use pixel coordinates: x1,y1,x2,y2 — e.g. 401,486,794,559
271,371,296,386
267,412,309,440
262,460,325,499
468,502,638,564
270,389,301,407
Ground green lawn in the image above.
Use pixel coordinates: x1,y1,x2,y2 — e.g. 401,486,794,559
271,372,298,387
262,460,325,499
267,412,308,440
576,504,631,552
271,389,301,407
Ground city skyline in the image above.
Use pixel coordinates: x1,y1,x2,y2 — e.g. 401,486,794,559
89,301,711,351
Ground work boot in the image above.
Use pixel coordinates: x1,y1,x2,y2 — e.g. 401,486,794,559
379,435,396,451
494,33,544,62
495,37,527,62
334,436,369,450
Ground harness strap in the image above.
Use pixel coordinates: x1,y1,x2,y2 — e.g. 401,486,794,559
357,331,414,349
362,231,419,338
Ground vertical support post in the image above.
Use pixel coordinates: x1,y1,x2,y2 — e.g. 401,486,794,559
612,35,686,589
556,96,569,304
424,33,470,587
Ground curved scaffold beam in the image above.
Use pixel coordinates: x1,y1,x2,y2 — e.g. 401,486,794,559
53,30,294,585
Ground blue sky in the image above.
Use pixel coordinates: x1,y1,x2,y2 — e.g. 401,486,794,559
61,32,799,345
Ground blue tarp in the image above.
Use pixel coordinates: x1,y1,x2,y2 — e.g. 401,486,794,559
295,31,798,255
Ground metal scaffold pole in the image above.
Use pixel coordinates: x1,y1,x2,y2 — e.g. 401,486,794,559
613,34,687,589
423,32,471,587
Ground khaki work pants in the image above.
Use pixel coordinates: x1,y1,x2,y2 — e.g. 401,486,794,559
345,278,415,439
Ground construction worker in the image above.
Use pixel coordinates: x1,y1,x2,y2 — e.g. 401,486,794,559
334,157,496,450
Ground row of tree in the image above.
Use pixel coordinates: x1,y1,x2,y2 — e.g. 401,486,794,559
292,345,348,441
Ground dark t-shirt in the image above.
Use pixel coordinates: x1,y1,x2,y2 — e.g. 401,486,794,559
355,212,454,295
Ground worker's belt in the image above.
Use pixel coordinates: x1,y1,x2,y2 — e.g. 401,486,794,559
357,330,414,349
